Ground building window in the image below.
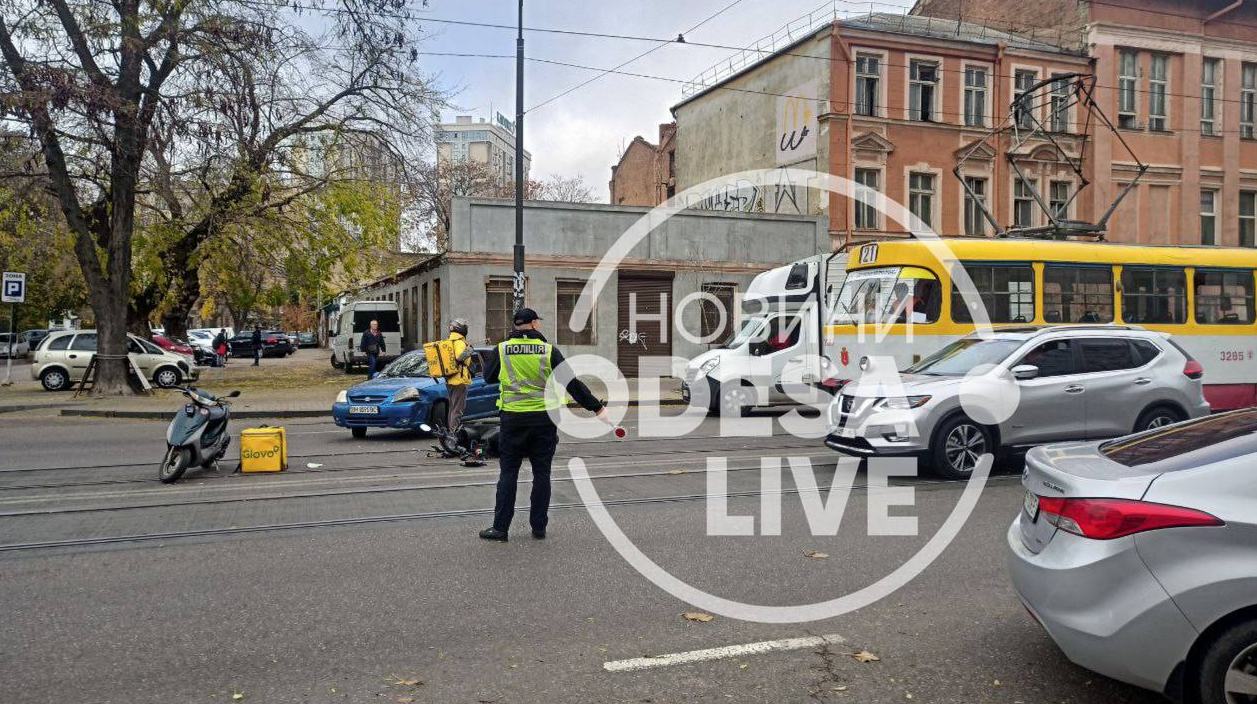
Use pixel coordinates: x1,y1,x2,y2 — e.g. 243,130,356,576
964,66,987,127
963,176,988,235
1195,269,1255,324
950,264,1034,323
556,280,594,345
908,172,935,228
1148,55,1168,131
1014,69,1038,129
700,283,737,344
909,60,939,122
1243,63,1257,139
1242,191,1256,248
1118,50,1138,129
485,277,514,344
855,54,880,117
854,168,880,229
1014,178,1037,228
1201,189,1218,246
1202,58,1220,136
1043,265,1114,323
1049,73,1069,132
1049,181,1071,219
1121,267,1187,324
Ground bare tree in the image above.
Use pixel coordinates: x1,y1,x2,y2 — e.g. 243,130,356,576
534,173,598,203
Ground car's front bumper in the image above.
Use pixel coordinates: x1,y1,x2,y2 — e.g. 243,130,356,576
331,400,426,429
1005,519,1194,695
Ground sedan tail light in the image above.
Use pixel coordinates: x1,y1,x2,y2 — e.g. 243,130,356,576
1036,496,1222,540
1183,360,1204,379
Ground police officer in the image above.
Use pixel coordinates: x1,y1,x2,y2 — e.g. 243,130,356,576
478,308,607,542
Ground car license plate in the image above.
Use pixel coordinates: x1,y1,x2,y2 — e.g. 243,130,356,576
349,405,379,415
839,426,856,438
1023,491,1040,522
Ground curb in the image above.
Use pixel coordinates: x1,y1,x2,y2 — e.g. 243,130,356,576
0,403,84,415
59,398,690,420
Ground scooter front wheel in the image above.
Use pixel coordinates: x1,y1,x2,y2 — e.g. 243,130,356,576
159,446,193,484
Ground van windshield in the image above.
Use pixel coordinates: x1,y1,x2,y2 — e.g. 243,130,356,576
722,318,765,349
353,309,400,333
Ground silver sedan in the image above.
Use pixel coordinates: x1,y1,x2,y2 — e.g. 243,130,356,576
1007,408,1257,703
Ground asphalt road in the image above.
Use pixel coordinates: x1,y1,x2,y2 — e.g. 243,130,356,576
0,410,1165,704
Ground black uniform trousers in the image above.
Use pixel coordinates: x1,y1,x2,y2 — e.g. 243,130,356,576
492,422,559,533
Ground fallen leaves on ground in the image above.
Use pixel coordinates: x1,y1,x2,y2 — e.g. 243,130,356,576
665,469,685,475
392,678,423,686
681,612,714,622
803,551,829,559
851,650,880,663
231,694,244,701
397,698,415,703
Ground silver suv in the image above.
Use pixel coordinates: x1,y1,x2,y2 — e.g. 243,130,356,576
32,330,198,391
825,326,1211,479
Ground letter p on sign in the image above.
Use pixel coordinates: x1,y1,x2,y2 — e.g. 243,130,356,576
2,272,25,304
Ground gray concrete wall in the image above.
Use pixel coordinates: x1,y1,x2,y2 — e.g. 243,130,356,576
672,28,831,217
449,197,830,263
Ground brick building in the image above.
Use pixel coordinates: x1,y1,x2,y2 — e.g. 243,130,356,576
672,13,1091,249
912,0,1257,247
608,122,677,206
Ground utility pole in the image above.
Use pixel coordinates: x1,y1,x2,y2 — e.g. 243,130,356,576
512,0,526,311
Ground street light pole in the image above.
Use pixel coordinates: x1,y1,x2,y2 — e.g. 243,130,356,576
512,0,526,311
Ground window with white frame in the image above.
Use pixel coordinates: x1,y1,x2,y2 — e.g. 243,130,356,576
963,176,988,235
1202,58,1221,136
909,60,939,122
1048,73,1069,132
1243,63,1256,139
1149,54,1168,131
1241,191,1256,247
1201,188,1218,245
1049,181,1071,219
1014,178,1038,228
1014,69,1038,129
908,172,935,228
964,66,987,127
1118,50,1138,129
855,54,880,117
854,168,880,229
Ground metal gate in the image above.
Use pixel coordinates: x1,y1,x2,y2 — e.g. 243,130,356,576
617,271,673,378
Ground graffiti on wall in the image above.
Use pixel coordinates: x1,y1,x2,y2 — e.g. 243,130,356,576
777,82,817,165
682,161,819,215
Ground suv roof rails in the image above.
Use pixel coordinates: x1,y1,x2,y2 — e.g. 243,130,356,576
981,324,1148,336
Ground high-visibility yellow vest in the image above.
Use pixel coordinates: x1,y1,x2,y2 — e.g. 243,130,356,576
496,337,558,412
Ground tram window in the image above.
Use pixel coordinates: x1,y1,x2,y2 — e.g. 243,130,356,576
950,264,1034,323
1121,268,1187,324
1044,266,1113,323
1195,269,1256,324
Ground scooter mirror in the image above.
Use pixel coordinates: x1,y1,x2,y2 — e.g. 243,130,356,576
227,390,241,398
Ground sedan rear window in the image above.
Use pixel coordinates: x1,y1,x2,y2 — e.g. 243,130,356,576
1102,408,1257,470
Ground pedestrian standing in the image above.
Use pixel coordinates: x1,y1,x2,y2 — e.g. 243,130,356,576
478,308,608,542
360,319,385,379
445,319,475,432
214,329,229,367
251,325,263,366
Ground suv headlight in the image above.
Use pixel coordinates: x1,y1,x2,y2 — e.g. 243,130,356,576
875,395,931,410
698,357,720,376
335,390,348,404
392,386,421,402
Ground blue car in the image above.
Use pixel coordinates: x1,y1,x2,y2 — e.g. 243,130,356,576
332,347,499,438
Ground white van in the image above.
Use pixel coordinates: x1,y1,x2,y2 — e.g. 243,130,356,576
682,253,846,416
330,300,403,372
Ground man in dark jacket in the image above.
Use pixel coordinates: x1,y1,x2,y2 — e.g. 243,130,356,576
359,319,386,379
251,325,262,366
478,308,607,542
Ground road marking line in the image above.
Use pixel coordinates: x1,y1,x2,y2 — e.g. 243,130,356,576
602,633,845,672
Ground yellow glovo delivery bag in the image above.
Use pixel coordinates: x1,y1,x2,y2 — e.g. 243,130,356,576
239,426,288,473
424,339,459,378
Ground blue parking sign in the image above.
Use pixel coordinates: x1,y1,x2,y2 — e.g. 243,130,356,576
2,272,25,304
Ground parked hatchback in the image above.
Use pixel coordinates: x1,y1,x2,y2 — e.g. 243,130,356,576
0,332,29,358
32,330,199,391
1008,408,1257,703
825,326,1211,478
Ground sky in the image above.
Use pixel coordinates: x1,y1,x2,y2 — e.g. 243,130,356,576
417,0,916,201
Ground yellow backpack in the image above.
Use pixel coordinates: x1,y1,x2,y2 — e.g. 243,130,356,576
424,339,459,378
